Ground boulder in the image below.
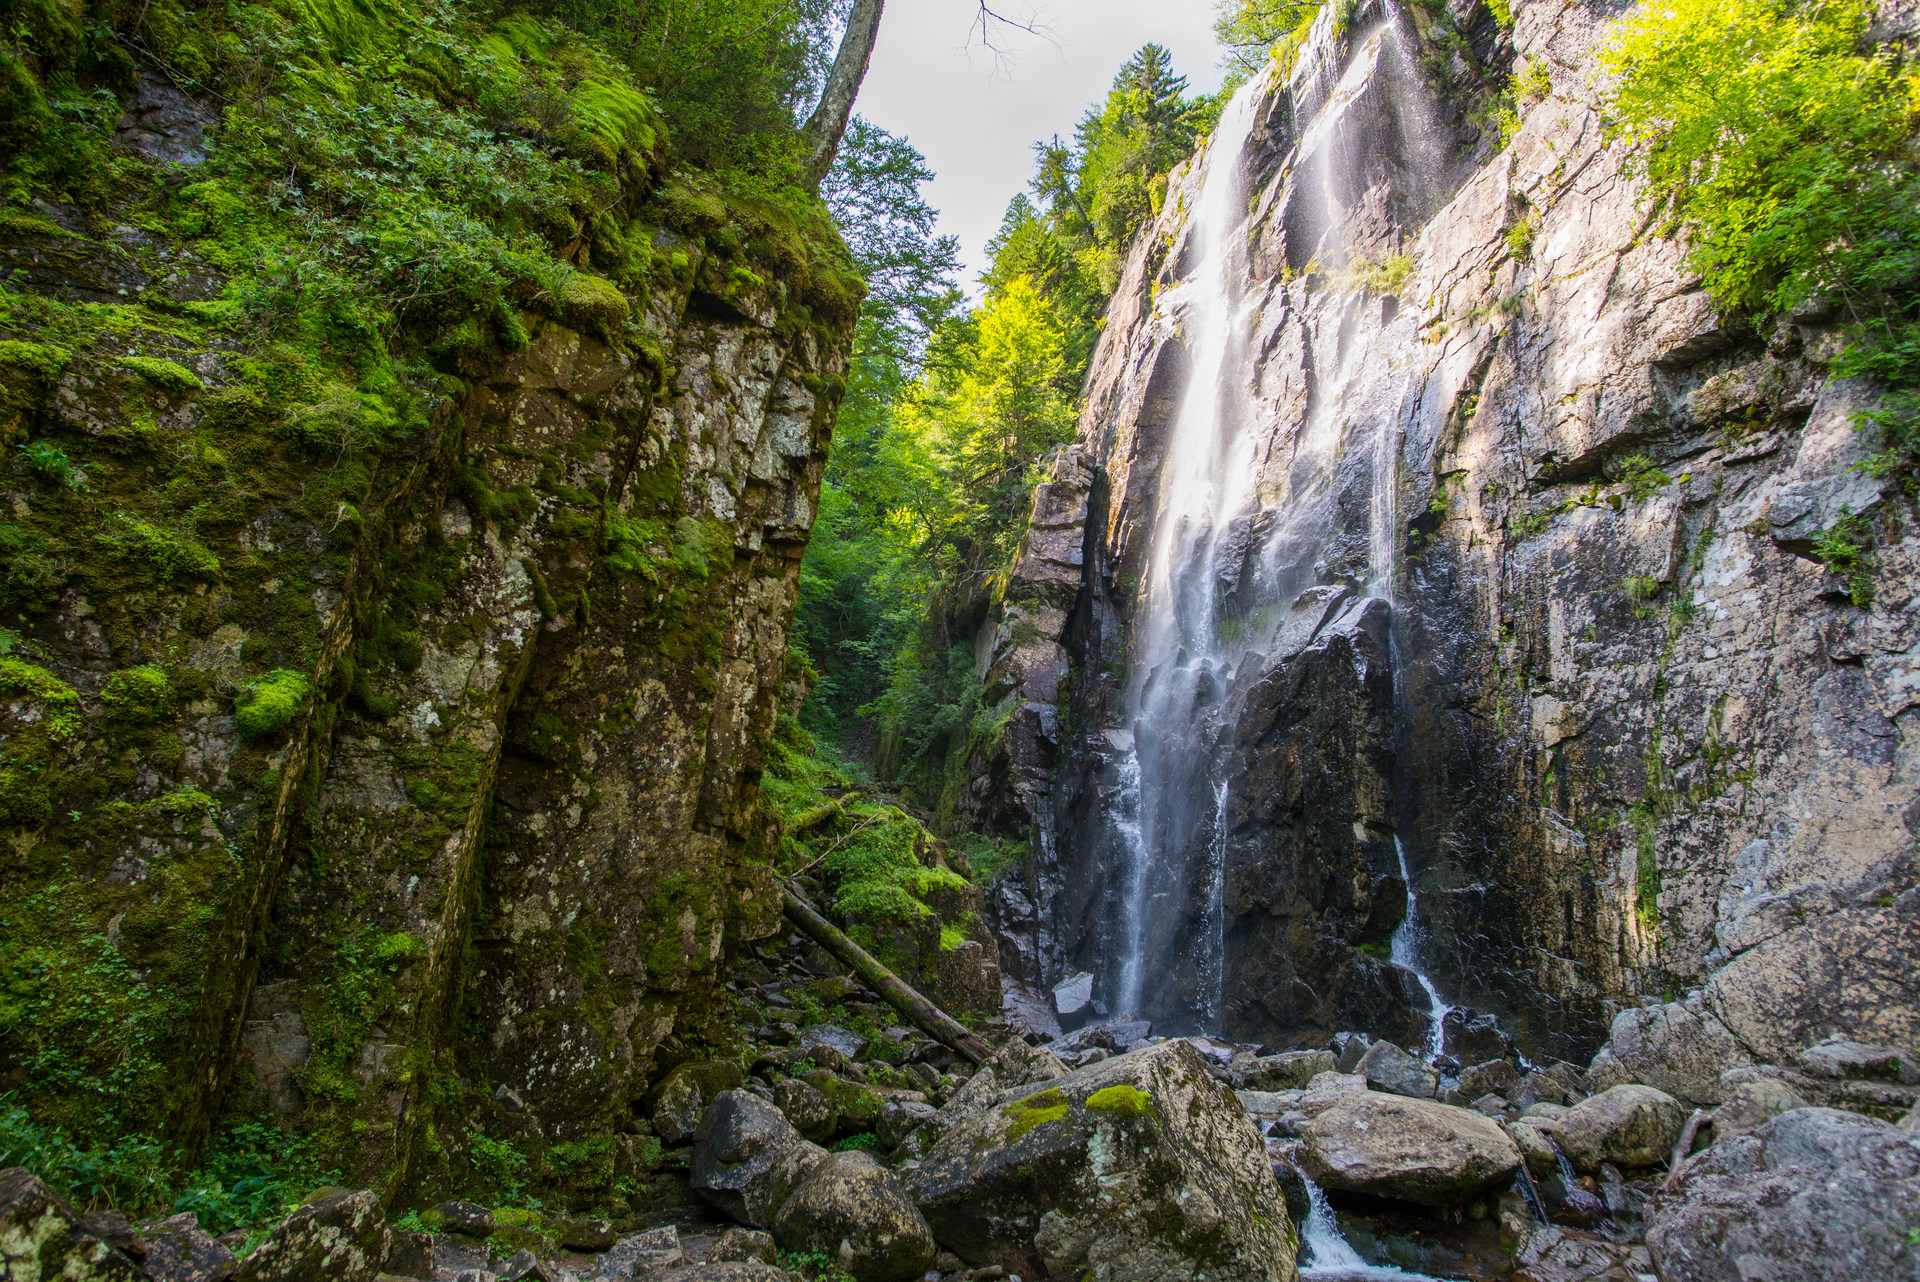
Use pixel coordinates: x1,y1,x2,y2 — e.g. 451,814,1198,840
1330,1033,1371,1073
770,1151,935,1282
232,1189,389,1282
912,1036,1066,1149
1508,1071,1570,1111
771,1078,836,1142
1509,1120,1559,1178
1299,1094,1523,1207
0,1168,144,1280
1297,1071,1368,1117
692,1090,829,1229
707,1228,777,1265
1707,1076,1808,1141
1510,1226,1655,1282
1356,1041,1438,1099
597,1226,684,1278
1586,1000,1752,1106
875,1099,936,1150
1554,1085,1688,1173
796,1025,866,1063
1649,1107,1920,1281
650,1061,748,1144
1796,1035,1920,1084
803,1071,882,1139
650,1266,790,1282
433,1202,495,1238
1241,1050,1337,1091
1458,1060,1520,1099
910,1039,1292,1280
138,1212,237,1282
1051,971,1095,1028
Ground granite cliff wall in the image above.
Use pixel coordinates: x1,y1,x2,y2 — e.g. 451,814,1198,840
979,0,1920,1068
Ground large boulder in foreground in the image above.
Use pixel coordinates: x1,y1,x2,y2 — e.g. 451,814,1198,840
232,1188,388,1282
692,1090,829,1228
1648,1107,1920,1281
909,1039,1293,1281
1554,1084,1688,1173
1299,1094,1522,1207
770,1150,935,1282
0,1168,144,1281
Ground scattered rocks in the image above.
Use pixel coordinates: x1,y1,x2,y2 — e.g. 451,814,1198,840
1356,1040,1439,1099
597,1226,684,1277
770,1151,935,1282
1649,1107,1920,1280
1458,1060,1519,1099
1300,1093,1524,1207
911,1040,1292,1279
795,1025,866,1063
692,1090,829,1229
231,1188,389,1282
649,1265,790,1282
1555,1085,1688,1173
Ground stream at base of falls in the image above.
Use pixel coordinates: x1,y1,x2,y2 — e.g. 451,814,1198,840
1297,1175,1450,1281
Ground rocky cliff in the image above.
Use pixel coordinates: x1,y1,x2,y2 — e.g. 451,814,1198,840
980,0,1920,1068
0,0,856,1202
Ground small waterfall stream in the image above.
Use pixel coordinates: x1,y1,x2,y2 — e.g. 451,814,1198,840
1391,834,1454,1060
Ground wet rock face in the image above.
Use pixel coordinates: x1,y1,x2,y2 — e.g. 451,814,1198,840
909,1040,1294,1281
975,0,1920,1066
1649,1107,1920,1281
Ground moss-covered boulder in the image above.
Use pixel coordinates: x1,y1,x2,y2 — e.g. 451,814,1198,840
770,1150,935,1282
908,1040,1295,1280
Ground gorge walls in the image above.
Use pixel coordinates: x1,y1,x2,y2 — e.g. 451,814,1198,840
980,0,1920,1068
0,44,856,1199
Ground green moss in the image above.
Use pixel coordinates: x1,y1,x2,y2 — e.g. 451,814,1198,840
1086,1084,1151,1118
102,666,174,724
235,670,312,739
556,273,630,332
1004,1088,1068,1141
96,513,221,582
120,356,204,394
0,339,71,382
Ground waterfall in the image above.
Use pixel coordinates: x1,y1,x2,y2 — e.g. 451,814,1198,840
1112,77,1267,1027
1299,1175,1444,1280
1391,834,1453,1060
1105,0,1457,1039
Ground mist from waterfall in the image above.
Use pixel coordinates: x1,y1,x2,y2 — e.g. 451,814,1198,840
1107,1,1461,1042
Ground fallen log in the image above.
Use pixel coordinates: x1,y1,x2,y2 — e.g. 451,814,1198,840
788,789,872,835
780,883,993,1065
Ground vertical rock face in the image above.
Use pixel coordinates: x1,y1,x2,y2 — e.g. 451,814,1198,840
982,0,1920,1067
0,62,855,1191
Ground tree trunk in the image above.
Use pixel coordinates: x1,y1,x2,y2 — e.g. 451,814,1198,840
801,0,885,187
781,883,994,1064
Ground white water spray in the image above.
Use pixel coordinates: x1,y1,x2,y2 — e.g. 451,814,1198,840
1391,834,1453,1060
1113,78,1267,1025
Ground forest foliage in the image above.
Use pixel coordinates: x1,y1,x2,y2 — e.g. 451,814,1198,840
1603,0,1920,580
795,45,1222,805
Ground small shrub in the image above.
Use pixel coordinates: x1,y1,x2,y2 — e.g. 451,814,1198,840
18,440,87,490
1811,508,1874,607
470,1133,532,1203
235,670,311,738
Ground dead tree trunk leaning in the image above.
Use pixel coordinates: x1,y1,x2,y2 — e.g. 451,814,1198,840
801,0,885,187
781,882,994,1064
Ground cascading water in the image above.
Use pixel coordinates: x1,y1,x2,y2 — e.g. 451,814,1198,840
1391,834,1453,1060
1299,1174,1444,1280
1111,77,1268,1028
1108,1,1452,1036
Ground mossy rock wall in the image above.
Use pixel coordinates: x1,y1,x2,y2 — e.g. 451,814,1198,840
0,0,855,1206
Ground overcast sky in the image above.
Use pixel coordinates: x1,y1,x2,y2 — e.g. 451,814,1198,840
852,0,1226,290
